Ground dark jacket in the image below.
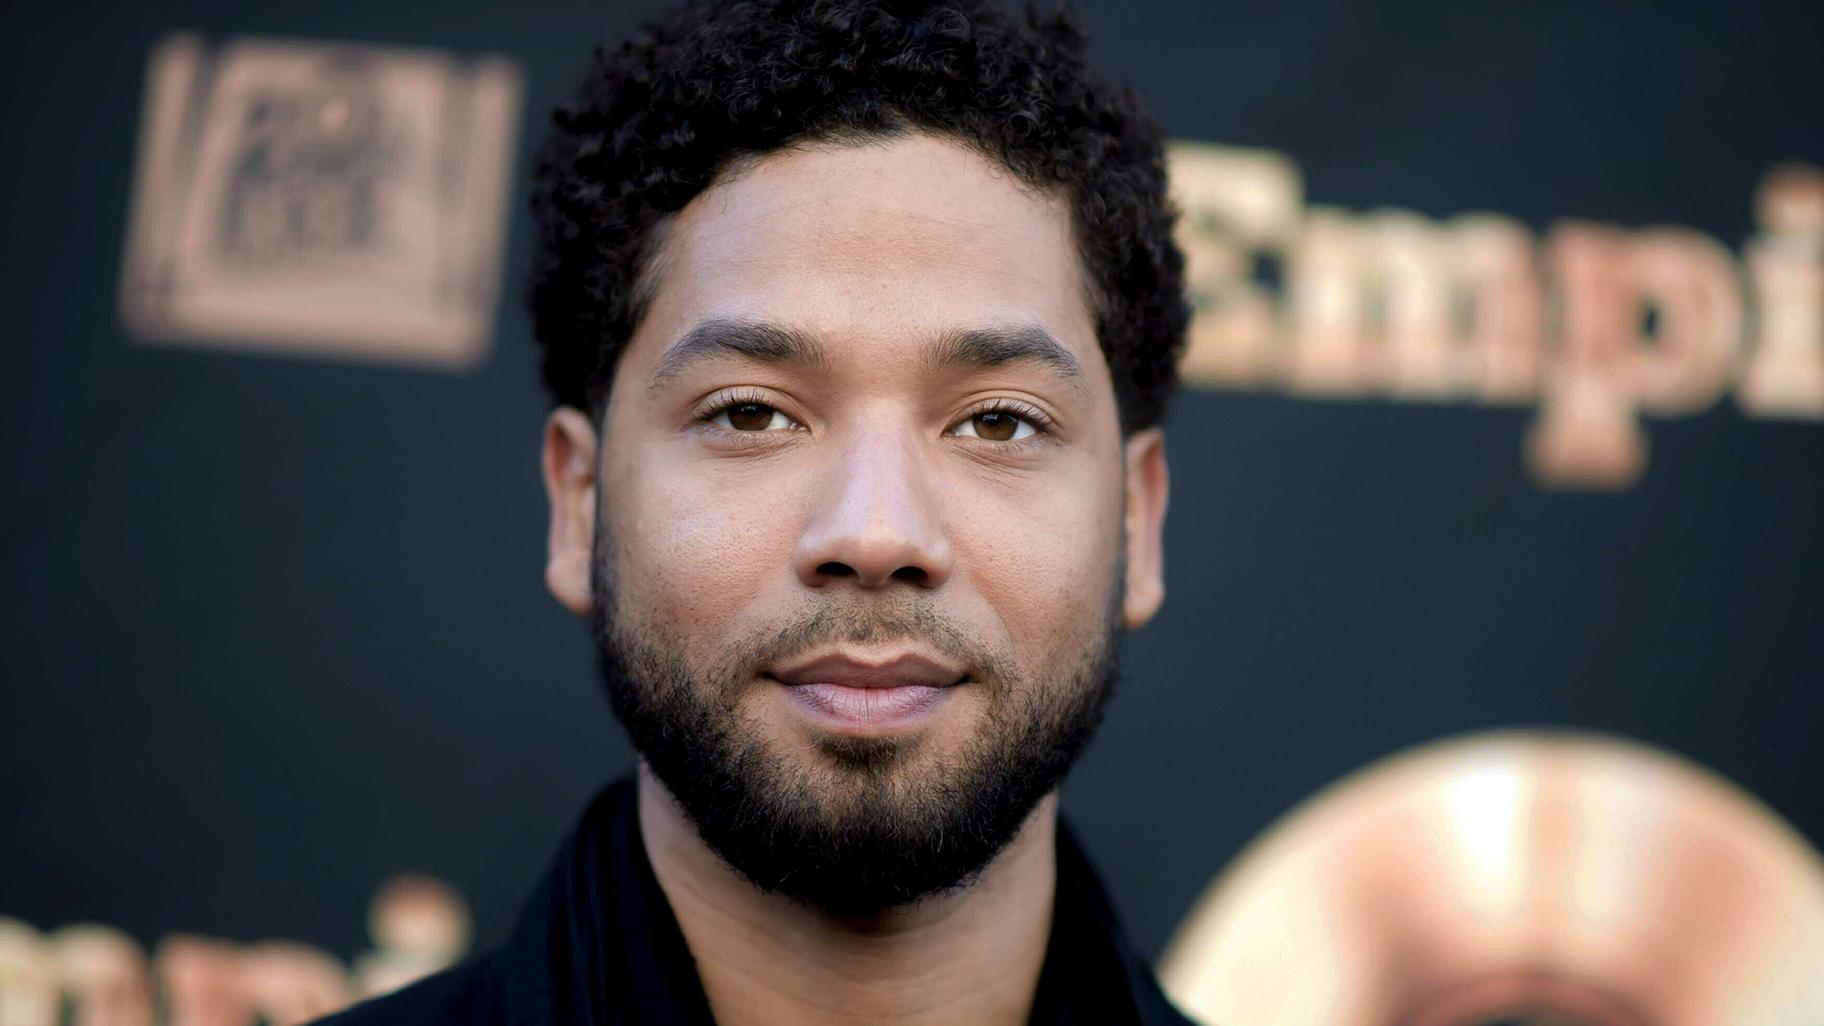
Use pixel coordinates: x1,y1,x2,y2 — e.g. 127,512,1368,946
315,778,1199,1026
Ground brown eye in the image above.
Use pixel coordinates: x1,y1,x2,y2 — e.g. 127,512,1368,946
972,411,1018,441
710,401,794,432
951,408,1038,442
727,403,774,431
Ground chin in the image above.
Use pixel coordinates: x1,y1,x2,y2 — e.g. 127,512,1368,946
813,732,914,773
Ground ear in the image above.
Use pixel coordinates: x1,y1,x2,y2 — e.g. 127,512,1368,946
542,407,598,617
1121,428,1169,629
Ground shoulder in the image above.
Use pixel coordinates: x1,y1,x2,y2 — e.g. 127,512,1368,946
310,956,504,1026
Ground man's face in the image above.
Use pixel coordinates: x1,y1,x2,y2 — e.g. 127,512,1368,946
543,132,1168,914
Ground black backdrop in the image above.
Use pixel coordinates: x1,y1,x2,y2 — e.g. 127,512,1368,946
3,0,1820,968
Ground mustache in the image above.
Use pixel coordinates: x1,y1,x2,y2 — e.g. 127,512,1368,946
732,602,1014,685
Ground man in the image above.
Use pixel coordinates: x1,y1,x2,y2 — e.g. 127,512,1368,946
321,0,1189,1022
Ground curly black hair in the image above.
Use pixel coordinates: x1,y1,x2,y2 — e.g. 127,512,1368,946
529,0,1186,434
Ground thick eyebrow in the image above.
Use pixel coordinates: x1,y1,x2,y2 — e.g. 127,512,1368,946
646,318,1087,397
646,319,828,395
928,324,1088,395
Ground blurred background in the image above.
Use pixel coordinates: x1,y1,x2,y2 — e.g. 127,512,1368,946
2,0,1820,1022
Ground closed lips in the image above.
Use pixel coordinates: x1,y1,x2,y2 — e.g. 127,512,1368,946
768,652,969,689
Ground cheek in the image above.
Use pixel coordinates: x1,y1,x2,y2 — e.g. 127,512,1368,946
603,448,804,646
944,462,1124,662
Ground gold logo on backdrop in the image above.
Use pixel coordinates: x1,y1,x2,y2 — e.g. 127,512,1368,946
0,875,468,1026
1169,144,1824,488
119,35,521,369
1159,732,1824,1026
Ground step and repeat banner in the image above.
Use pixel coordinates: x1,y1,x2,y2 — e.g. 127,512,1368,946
2,0,1820,1022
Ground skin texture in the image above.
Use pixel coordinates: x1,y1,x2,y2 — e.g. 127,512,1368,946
541,132,1169,1026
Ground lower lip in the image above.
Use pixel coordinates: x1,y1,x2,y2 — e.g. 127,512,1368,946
786,682,951,728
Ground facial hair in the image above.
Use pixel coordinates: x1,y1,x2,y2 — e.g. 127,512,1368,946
590,519,1124,918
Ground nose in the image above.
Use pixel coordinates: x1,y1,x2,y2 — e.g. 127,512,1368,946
793,432,954,591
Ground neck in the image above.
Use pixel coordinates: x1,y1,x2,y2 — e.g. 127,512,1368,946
637,764,1058,1026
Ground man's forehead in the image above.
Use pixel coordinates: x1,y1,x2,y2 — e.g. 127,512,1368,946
692,133,1061,245
621,132,1106,383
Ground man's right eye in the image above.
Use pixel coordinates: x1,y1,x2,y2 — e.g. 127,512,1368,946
710,402,796,432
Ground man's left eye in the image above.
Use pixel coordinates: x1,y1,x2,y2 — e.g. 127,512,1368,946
950,410,1037,442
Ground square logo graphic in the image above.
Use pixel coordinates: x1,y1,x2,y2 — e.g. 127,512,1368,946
119,34,522,369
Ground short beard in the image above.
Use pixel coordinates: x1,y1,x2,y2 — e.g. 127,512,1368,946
590,521,1123,918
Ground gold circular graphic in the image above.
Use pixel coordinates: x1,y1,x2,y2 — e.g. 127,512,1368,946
1159,731,1824,1026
